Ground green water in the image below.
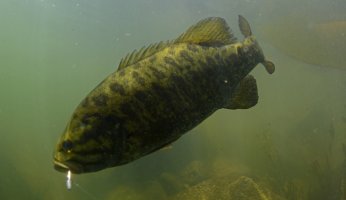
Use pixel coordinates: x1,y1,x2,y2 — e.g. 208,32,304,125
1,0,346,199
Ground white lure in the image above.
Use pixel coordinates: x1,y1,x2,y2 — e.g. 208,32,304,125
66,170,72,190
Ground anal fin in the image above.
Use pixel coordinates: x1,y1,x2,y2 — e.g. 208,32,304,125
224,75,258,109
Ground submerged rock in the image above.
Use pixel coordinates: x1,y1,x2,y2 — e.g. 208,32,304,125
171,175,283,200
160,172,185,195
179,160,211,186
159,160,211,195
160,159,252,197
228,176,271,200
107,181,167,200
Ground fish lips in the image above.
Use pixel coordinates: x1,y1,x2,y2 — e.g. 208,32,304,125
54,158,109,174
54,159,83,174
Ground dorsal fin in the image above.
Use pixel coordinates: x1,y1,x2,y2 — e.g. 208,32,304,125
117,40,174,71
117,17,237,71
175,17,237,46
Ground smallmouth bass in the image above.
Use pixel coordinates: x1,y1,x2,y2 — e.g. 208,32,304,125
53,15,275,174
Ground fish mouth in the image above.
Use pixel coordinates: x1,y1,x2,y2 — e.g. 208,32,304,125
54,159,83,174
54,158,110,174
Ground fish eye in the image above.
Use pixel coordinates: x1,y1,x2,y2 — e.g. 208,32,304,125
62,140,74,152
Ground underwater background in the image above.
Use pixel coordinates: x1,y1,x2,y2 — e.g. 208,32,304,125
1,0,346,199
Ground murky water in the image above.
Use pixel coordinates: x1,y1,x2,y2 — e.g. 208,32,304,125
1,0,346,199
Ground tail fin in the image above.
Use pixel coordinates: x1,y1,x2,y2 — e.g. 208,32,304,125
239,15,276,74
262,60,275,74
239,15,252,37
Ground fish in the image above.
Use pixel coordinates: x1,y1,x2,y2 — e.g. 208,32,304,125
53,15,275,174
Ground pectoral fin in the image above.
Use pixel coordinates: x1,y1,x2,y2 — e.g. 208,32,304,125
224,75,258,109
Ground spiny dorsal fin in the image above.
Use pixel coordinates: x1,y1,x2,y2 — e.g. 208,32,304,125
117,17,237,70
117,40,174,71
175,17,237,46
238,15,252,37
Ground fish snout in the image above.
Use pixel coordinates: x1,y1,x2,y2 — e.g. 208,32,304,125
53,152,83,174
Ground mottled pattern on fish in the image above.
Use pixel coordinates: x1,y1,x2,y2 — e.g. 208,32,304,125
54,16,275,174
